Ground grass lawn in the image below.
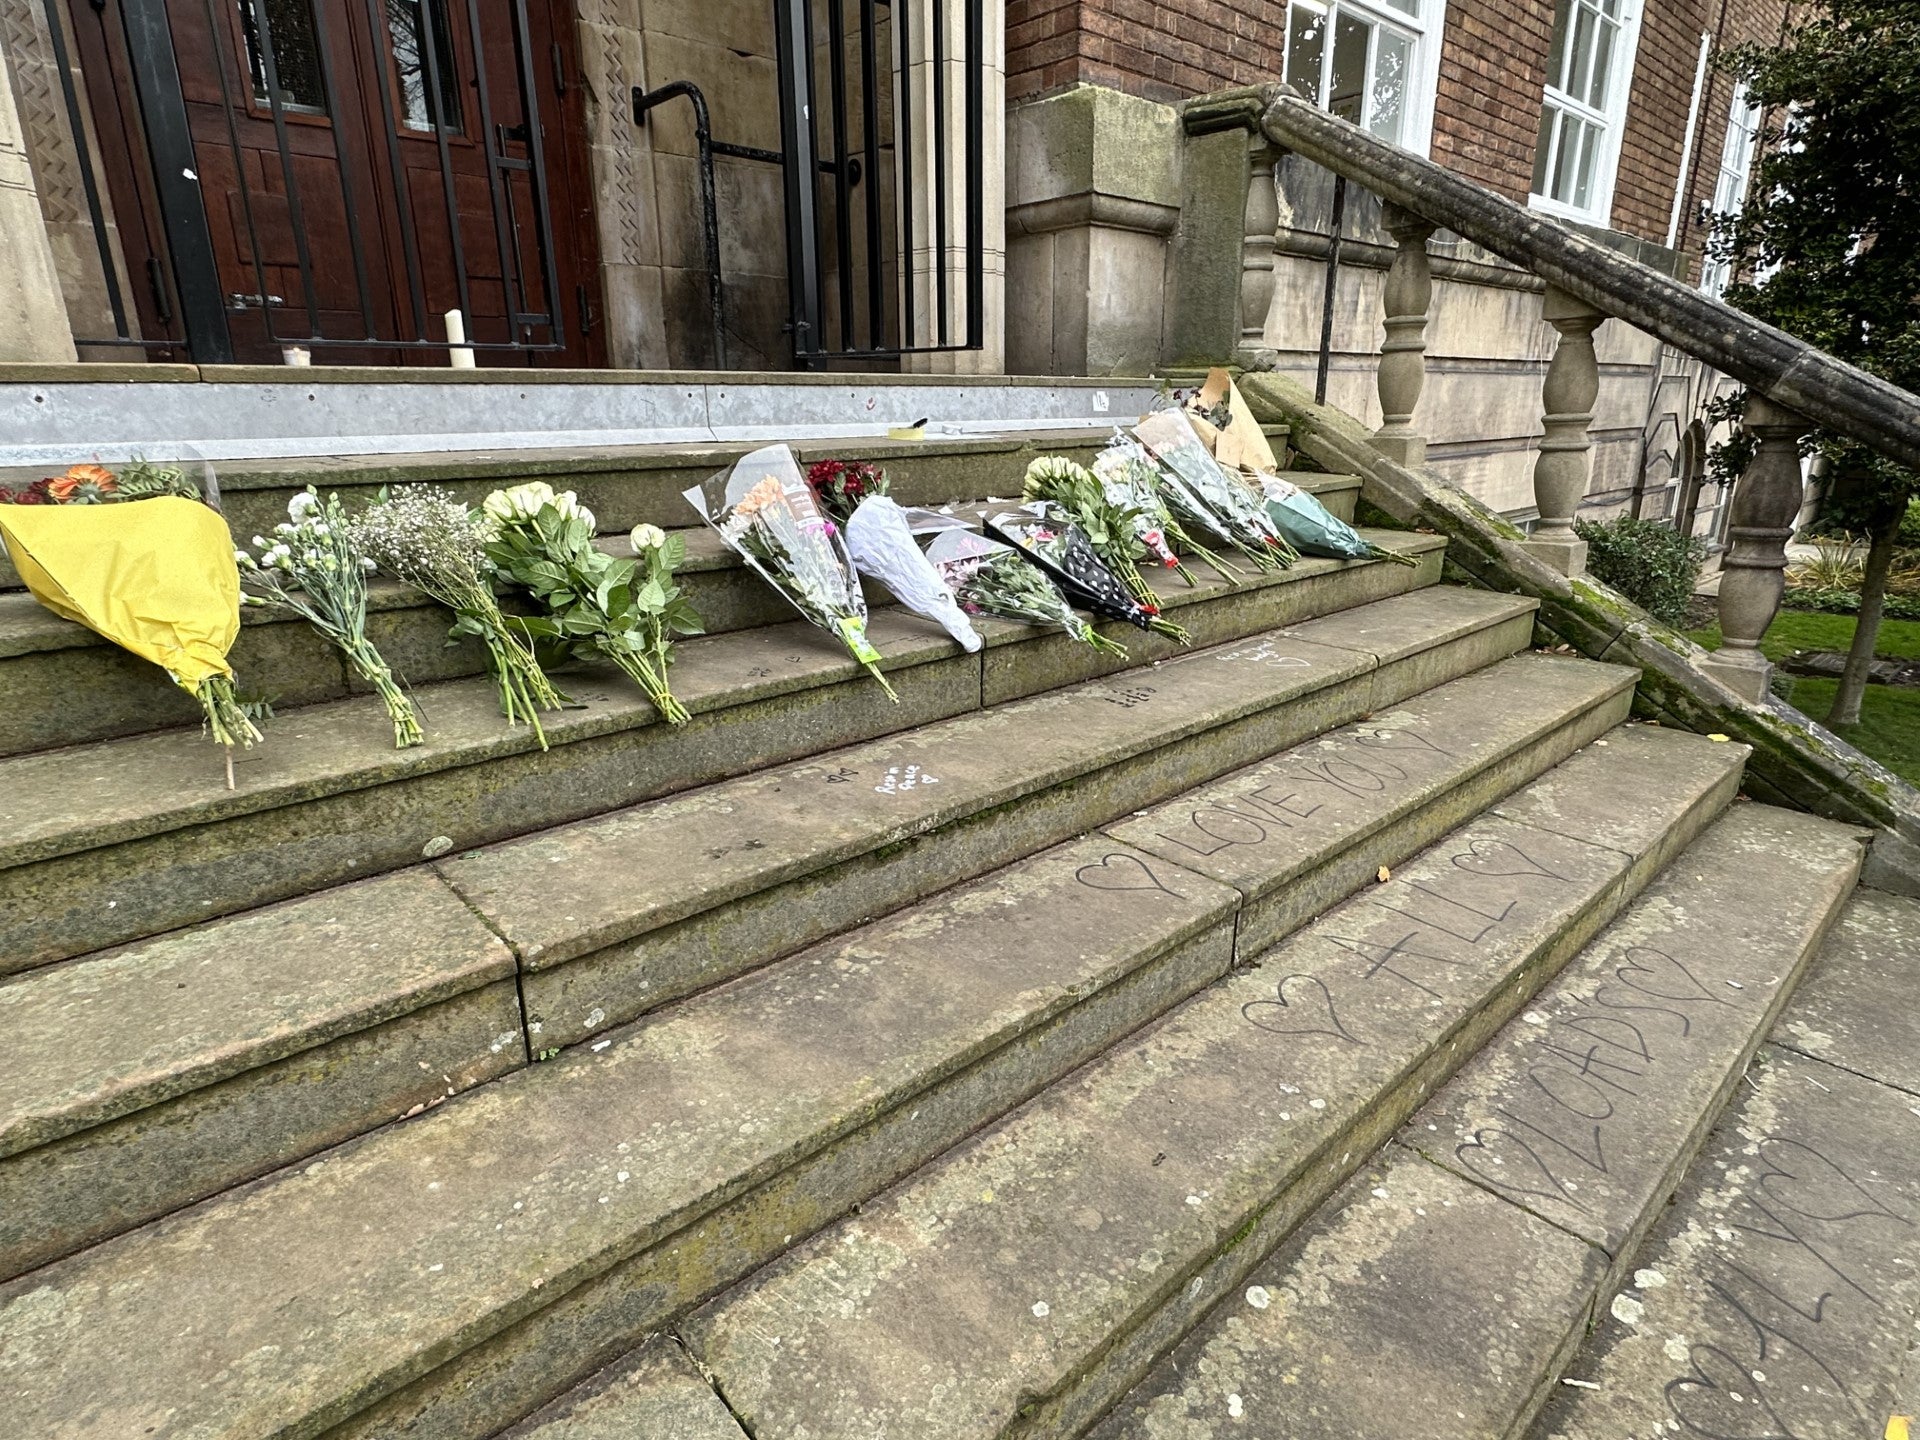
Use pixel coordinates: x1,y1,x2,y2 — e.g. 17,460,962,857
1688,609,1920,784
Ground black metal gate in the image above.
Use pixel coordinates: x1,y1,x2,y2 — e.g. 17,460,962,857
52,0,599,365
772,0,986,365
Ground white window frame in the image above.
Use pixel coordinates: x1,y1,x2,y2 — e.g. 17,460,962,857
1698,80,1760,295
1528,0,1645,226
1280,0,1449,158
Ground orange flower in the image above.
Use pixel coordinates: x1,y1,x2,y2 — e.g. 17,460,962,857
45,464,118,502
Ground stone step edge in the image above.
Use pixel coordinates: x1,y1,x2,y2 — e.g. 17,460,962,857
0,651,1628,1191
0,478,1372,661
0,536,1447,875
672,733,1750,1440
1088,803,1867,1440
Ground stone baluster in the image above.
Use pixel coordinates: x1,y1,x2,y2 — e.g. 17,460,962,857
1700,393,1812,702
1237,142,1280,362
1523,286,1606,576
1373,204,1435,465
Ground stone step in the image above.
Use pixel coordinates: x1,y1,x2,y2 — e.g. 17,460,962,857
1534,886,1919,1438
0,473,1361,754
0,538,1450,973
0,647,1616,1440
501,1337,749,1440
677,727,1750,1440
0,646,1628,1280
1089,801,1865,1440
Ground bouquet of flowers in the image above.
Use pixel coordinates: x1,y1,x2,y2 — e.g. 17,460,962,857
844,494,983,653
1,467,261,783
805,457,889,527
1248,470,1419,566
1020,455,1187,644
238,487,424,748
923,527,1126,657
0,457,206,507
1090,436,1238,587
985,501,1164,634
478,482,701,725
1133,408,1297,572
349,486,568,749
686,444,896,700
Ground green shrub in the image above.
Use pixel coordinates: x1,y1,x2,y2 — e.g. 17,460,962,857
1901,497,1920,547
1782,585,1920,621
1572,514,1708,624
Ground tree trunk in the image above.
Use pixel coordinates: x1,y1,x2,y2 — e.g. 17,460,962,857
1825,509,1902,727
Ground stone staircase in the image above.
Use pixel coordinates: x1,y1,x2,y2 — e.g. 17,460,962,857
0,428,1881,1440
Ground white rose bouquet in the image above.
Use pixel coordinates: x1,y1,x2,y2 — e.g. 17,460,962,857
349,486,568,749
238,486,424,748
479,483,701,725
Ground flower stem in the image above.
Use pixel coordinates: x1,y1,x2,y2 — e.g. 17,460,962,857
609,647,691,725
194,672,263,750
343,639,424,748
863,661,900,702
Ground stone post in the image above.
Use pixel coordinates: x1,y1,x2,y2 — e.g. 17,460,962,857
1237,142,1279,362
1700,393,1811,702
1522,286,1605,576
1372,203,1435,465
0,41,76,363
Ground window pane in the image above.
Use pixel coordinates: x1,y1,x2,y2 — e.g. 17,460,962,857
1585,14,1616,108
1571,117,1599,208
1380,0,1417,14
387,0,464,134
1532,105,1557,194
1567,3,1597,101
1329,9,1370,122
1550,112,1585,201
1545,0,1573,93
238,0,328,114
1285,2,1328,103
1369,28,1411,143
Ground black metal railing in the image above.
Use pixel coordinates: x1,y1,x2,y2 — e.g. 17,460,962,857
773,0,986,364
59,0,571,363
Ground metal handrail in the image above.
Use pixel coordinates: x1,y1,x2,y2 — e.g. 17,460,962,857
1255,86,1920,473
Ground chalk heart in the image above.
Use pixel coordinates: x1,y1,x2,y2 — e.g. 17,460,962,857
1616,945,1724,1006
1756,1136,1910,1225
1241,973,1363,1045
1452,1127,1582,1210
1449,837,1557,880
1666,1341,1801,1440
1074,852,1181,899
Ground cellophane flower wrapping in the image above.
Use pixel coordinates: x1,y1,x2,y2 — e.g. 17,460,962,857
846,495,982,653
685,444,897,700
986,501,1156,631
1091,435,1241,586
1132,408,1297,570
238,486,423,748
1019,456,1186,645
349,486,568,750
1251,471,1419,566
921,527,1126,657
480,481,702,725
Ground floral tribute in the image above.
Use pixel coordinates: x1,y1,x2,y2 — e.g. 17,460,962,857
1132,408,1298,572
238,487,424,748
843,494,983,653
349,486,568,749
1091,437,1237,586
986,501,1160,635
804,458,888,527
923,527,1126,657
1253,471,1417,566
479,482,701,725
1,457,261,784
1020,455,1188,644
686,444,897,700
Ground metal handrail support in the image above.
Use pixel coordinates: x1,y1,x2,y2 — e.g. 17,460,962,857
633,82,728,368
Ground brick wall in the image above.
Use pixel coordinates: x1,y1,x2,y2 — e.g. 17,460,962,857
1429,0,1556,200
1007,0,1287,105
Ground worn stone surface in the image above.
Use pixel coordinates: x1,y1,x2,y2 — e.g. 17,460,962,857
0,615,976,971
0,836,1239,1440
1110,652,1635,955
1533,1050,1920,1440
684,736,1740,1440
1285,584,1539,710
1090,1154,1604,1440
1409,803,1865,1260
0,979,521,1281
503,1336,745,1440
1770,888,1920,1097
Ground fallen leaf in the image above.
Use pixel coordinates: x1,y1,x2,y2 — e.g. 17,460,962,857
1376,865,1392,883
1708,733,1731,742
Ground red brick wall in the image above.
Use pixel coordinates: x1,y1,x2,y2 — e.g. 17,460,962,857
1429,0,1556,200
1007,0,1288,105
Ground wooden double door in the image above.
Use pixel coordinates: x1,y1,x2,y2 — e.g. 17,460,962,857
73,0,605,365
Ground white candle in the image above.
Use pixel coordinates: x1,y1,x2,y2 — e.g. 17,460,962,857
445,308,475,369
